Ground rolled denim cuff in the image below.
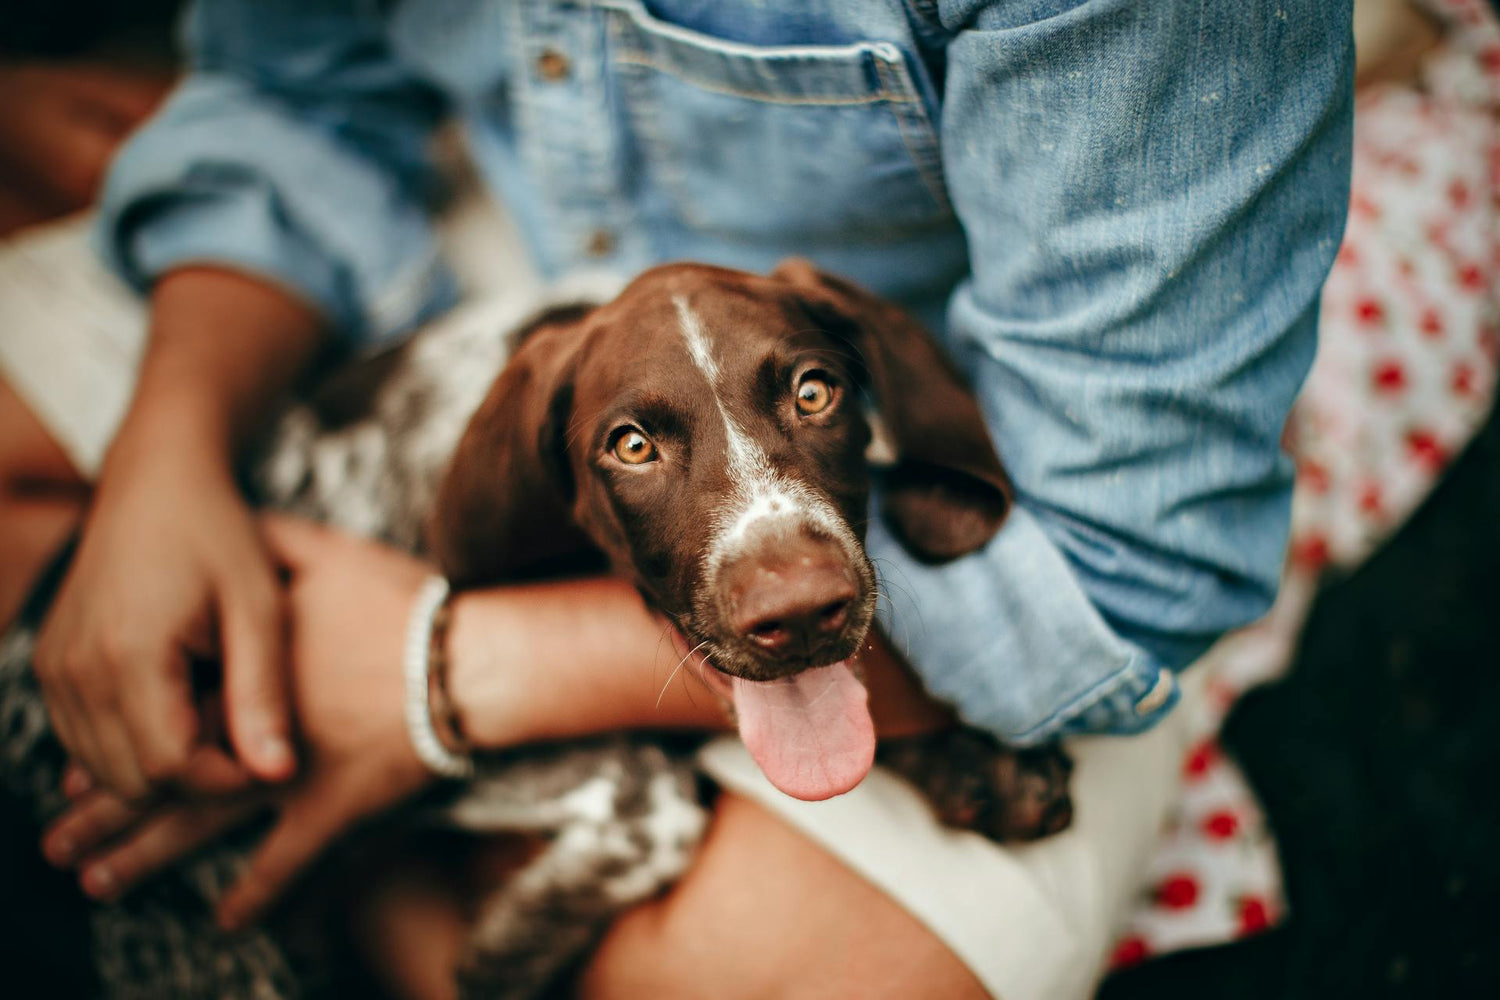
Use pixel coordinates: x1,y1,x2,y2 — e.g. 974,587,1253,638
99,180,351,331
95,74,456,345
97,183,457,346
868,499,1181,745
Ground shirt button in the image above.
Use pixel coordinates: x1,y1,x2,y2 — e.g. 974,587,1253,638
536,48,571,82
585,229,616,257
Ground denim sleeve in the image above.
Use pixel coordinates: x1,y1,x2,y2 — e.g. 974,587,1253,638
869,0,1353,743
96,0,455,342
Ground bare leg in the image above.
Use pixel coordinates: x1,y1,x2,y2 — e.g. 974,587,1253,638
583,792,987,999
0,375,86,628
352,793,983,1000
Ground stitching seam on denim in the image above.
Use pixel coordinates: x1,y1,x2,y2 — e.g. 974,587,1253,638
598,0,906,62
612,54,914,105
1006,655,1162,744
873,56,952,213
902,0,945,34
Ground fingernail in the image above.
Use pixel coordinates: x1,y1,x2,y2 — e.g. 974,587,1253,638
44,834,75,866
260,737,295,775
82,864,118,899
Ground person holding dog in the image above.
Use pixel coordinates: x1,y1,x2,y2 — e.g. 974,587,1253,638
0,1,1354,997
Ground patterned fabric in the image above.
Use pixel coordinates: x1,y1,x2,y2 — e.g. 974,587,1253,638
1112,0,1500,966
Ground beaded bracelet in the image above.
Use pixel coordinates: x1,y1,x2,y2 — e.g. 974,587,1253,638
403,575,475,779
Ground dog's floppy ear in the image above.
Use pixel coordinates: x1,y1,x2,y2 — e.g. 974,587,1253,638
428,306,596,587
773,258,1012,563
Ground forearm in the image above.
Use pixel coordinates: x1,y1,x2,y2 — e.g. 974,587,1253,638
102,267,325,480
445,576,952,750
884,0,1352,744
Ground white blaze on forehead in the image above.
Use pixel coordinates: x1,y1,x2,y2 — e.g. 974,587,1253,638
674,295,765,481
672,295,866,629
672,295,823,546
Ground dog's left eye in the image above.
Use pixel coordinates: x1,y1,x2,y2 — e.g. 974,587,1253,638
612,427,659,465
795,374,836,416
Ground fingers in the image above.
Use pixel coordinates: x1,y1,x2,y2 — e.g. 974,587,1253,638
219,577,297,783
217,782,350,931
258,514,331,573
45,790,263,903
89,710,152,802
47,752,250,870
117,645,200,787
176,745,257,796
36,608,194,800
80,798,264,903
41,790,143,868
51,654,150,800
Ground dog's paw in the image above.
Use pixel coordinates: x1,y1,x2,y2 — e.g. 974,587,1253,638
876,729,1074,842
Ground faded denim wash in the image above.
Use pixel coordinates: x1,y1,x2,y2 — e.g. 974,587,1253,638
97,0,1355,744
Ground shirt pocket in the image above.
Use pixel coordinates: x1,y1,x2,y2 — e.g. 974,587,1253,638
601,1,952,242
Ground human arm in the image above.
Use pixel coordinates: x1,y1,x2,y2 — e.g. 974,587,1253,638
32,0,455,799
43,516,948,925
35,269,323,798
867,0,1354,743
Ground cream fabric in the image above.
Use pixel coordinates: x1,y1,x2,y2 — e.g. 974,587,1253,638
700,672,1201,1000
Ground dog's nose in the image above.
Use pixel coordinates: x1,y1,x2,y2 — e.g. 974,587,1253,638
725,548,858,660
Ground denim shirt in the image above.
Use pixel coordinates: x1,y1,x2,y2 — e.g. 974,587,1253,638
97,0,1354,745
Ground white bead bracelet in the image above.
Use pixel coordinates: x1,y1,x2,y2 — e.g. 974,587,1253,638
403,575,475,779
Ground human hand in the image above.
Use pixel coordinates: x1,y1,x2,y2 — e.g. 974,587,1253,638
38,512,949,923
35,442,293,801
43,515,435,928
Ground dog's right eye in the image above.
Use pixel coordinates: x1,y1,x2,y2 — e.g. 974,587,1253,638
611,427,659,465
795,373,837,416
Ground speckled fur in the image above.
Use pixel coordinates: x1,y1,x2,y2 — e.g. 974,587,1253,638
1,270,1076,999
1,280,707,1000
254,280,708,1000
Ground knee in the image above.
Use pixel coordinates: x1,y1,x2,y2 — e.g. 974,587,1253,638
577,794,989,1000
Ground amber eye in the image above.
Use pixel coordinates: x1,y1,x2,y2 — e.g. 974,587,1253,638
612,428,658,465
795,374,835,416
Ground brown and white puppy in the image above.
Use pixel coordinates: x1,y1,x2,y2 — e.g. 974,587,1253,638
430,259,1062,815
0,259,1072,1000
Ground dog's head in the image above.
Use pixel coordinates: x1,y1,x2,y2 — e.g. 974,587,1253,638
429,260,1011,794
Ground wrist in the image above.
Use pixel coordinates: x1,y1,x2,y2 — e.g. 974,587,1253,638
98,398,236,497
113,386,235,461
444,590,525,751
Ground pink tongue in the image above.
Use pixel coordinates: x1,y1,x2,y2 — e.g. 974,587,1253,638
730,661,876,801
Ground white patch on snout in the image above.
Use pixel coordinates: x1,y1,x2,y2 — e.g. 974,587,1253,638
672,296,866,620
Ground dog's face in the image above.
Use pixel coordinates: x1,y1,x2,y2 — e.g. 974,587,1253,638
431,260,1012,683
564,269,878,680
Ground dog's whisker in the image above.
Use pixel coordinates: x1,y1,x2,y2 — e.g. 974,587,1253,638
654,660,687,710
651,623,676,690
870,558,924,647
657,640,712,709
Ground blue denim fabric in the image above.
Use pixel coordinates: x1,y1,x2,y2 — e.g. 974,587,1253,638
96,0,1354,744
